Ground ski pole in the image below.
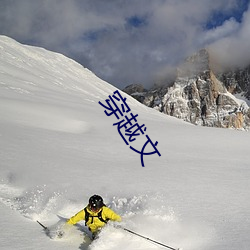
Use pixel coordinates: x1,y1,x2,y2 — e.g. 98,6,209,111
122,227,180,250
37,220,48,231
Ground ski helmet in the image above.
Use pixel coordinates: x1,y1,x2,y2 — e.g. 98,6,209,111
89,195,104,210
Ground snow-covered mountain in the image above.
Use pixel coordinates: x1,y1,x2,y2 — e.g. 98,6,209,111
0,36,250,250
124,49,250,130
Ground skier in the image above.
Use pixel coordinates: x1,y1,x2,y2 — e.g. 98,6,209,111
66,194,121,239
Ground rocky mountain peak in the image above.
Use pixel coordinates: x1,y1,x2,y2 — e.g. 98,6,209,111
177,49,210,78
123,49,250,130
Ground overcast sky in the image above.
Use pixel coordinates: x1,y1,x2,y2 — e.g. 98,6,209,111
0,0,249,89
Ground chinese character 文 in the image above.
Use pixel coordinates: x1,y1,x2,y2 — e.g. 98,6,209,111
130,135,161,167
99,90,161,167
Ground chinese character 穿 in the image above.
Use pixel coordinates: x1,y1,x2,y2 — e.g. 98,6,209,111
98,90,131,119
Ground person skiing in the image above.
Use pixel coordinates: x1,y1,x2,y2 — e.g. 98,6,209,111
66,194,121,239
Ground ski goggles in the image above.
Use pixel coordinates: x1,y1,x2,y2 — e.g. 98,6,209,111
89,205,101,212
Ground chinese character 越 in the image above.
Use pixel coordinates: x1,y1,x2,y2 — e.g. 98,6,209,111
113,112,146,145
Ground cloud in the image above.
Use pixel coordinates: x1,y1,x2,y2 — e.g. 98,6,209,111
209,3,250,68
0,0,249,88
200,18,240,45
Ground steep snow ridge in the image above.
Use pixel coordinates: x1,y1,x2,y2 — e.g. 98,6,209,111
0,35,111,100
0,36,146,133
0,35,144,108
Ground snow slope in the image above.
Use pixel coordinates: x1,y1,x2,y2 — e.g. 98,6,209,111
0,35,250,250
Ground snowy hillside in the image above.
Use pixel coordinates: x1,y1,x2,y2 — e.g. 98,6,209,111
0,36,250,250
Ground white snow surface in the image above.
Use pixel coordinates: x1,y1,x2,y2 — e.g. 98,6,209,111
0,35,250,250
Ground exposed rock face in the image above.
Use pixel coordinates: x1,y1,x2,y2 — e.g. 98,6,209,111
123,49,250,130
123,84,147,103
217,66,250,99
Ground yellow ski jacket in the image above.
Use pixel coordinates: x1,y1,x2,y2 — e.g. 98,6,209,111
67,206,121,233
